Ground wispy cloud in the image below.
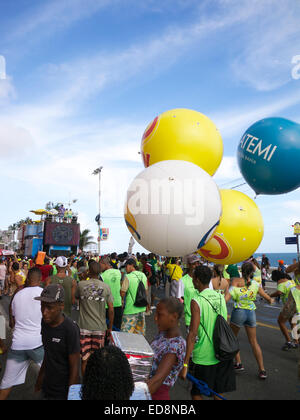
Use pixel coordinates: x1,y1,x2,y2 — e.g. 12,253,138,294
3,0,114,44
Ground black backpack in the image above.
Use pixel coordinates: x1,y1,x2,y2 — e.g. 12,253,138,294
199,294,239,362
130,273,148,308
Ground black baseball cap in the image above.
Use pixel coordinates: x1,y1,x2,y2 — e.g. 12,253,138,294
35,284,65,303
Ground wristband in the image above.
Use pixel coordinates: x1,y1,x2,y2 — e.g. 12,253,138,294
183,363,188,368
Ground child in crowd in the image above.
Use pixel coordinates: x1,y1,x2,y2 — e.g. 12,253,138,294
147,297,186,400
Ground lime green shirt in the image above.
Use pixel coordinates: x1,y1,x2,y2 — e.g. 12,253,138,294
101,268,122,308
123,271,148,315
277,279,296,304
253,268,262,285
291,288,300,313
223,265,230,280
181,273,195,327
230,280,260,311
192,288,227,366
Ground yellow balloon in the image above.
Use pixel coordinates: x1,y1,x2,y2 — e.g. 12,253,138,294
141,108,223,176
198,190,264,265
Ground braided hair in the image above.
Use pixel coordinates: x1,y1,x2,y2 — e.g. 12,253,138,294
81,346,135,400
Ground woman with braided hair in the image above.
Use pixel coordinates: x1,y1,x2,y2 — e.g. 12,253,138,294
81,346,134,400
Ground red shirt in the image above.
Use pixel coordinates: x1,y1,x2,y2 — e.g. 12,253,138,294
36,264,53,282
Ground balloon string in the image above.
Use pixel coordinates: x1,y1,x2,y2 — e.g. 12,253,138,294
230,182,247,189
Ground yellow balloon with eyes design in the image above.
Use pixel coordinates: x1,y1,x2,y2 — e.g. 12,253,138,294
141,108,223,176
198,189,264,265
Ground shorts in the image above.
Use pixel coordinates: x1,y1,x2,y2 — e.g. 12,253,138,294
0,278,4,290
0,346,44,389
190,360,236,397
121,312,145,335
80,330,105,361
151,384,171,400
230,308,257,328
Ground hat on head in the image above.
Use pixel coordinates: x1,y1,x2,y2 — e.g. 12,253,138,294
35,284,65,303
78,266,88,274
187,254,201,264
55,256,68,268
99,256,110,265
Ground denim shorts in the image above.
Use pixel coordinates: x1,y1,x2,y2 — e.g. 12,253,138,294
0,346,44,389
230,308,256,328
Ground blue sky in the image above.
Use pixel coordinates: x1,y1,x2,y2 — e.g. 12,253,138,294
0,0,300,254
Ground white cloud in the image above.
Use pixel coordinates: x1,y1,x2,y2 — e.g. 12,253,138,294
212,89,300,140
0,77,15,102
4,0,114,44
229,1,300,91
0,121,35,158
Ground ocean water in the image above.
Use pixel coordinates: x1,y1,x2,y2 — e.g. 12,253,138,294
253,253,299,268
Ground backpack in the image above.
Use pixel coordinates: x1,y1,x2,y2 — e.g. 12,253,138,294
130,273,148,308
199,294,239,362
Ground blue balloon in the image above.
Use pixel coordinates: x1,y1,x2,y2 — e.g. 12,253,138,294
237,117,300,195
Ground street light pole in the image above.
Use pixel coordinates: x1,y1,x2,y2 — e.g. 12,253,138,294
92,166,103,256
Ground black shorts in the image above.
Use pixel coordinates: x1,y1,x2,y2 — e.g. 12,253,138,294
190,359,236,397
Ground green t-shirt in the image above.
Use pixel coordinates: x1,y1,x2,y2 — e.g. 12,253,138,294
101,268,122,308
123,271,148,315
226,264,240,279
294,274,300,287
277,279,296,304
181,273,195,327
229,280,260,310
223,265,230,280
192,288,228,366
50,275,74,317
253,268,262,285
291,288,300,313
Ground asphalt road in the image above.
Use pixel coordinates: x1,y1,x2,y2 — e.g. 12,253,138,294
0,281,299,400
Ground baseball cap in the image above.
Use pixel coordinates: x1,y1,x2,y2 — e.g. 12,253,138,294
78,266,88,274
35,284,65,303
187,254,201,264
55,256,68,268
125,258,136,266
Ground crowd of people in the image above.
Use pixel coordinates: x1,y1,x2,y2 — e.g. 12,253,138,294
0,251,299,400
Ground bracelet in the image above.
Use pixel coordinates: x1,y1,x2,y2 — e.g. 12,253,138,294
183,363,188,368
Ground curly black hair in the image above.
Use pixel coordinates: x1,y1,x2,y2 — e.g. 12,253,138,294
81,345,135,400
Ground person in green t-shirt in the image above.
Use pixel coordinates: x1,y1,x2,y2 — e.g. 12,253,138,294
45,256,76,318
278,286,300,377
286,260,300,286
271,270,298,350
100,256,123,331
181,265,236,400
226,262,274,379
226,264,240,280
179,254,201,330
120,259,149,335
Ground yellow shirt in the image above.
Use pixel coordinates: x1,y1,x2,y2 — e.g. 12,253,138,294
166,264,183,282
16,270,26,285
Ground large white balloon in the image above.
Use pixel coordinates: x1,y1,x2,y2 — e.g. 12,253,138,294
124,160,222,257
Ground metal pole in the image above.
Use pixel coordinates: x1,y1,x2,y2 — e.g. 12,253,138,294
297,234,300,262
98,170,101,256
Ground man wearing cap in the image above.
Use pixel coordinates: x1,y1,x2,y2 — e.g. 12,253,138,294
45,256,76,318
35,284,80,400
179,255,201,331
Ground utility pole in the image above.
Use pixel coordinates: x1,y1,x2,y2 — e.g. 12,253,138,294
92,166,103,256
